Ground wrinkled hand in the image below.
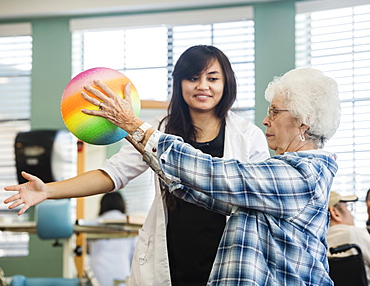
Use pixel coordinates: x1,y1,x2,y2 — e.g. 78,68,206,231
81,80,143,134
3,171,48,215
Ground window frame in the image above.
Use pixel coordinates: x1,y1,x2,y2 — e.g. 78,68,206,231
70,6,254,110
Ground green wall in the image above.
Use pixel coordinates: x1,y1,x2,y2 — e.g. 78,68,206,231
31,18,72,130
0,235,64,277
254,0,296,131
0,0,296,278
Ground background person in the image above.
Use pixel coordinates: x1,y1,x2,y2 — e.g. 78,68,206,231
4,45,269,286
327,190,370,284
77,67,341,285
88,192,137,286
365,188,370,233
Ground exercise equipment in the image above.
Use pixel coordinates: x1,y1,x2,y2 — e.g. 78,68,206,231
61,67,141,145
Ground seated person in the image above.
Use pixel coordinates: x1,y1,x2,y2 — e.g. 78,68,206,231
365,188,370,233
89,192,138,286
327,191,370,283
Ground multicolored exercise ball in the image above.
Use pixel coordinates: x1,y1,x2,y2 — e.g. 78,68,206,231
61,67,140,145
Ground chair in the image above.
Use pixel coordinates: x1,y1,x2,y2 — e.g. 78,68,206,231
328,243,367,286
9,275,81,286
35,199,74,240
8,202,83,286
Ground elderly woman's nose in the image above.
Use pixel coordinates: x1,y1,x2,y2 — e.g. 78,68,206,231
263,116,270,126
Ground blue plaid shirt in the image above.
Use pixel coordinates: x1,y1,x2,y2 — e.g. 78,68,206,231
146,132,337,286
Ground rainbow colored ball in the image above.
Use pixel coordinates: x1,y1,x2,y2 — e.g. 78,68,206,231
61,67,140,145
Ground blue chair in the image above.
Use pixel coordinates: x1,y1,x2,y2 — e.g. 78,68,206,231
10,275,81,286
8,201,80,286
35,199,74,240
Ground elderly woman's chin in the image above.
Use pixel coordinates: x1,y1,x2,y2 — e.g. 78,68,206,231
267,143,277,153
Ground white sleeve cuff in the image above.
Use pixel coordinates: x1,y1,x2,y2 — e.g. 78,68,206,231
144,130,162,158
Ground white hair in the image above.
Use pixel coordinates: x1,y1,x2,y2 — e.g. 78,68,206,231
265,68,341,148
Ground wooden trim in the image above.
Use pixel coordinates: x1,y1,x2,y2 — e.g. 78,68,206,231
141,100,169,109
75,140,86,278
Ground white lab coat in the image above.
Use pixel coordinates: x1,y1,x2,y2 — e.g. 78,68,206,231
89,210,138,286
101,111,270,286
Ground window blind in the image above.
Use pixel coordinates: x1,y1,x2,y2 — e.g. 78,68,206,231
296,1,370,225
70,6,255,216
0,22,32,257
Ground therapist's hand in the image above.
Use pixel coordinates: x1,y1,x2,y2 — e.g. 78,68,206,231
81,80,144,134
4,171,48,215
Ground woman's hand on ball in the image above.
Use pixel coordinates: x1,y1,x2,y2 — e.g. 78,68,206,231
81,80,143,133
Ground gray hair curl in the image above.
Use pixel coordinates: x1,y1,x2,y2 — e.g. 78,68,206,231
265,68,341,149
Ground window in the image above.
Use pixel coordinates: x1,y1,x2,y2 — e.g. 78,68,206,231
71,6,255,117
0,23,32,256
70,6,255,216
296,0,370,225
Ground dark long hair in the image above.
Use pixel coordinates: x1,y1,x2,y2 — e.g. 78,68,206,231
98,192,126,216
159,45,237,209
160,45,237,141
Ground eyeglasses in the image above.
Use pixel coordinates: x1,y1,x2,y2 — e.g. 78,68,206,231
345,202,354,212
336,202,355,212
267,106,290,120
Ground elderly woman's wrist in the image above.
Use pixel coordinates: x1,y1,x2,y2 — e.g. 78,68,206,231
141,128,155,147
130,121,153,145
124,118,145,134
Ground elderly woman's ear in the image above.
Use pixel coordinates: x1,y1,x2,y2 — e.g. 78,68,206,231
300,123,309,130
299,124,310,141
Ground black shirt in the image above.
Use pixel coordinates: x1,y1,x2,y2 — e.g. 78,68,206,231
167,123,226,286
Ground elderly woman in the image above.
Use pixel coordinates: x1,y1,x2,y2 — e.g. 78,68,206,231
6,68,340,285
98,67,340,285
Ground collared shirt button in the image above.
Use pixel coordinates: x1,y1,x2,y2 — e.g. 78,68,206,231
152,147,157,153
